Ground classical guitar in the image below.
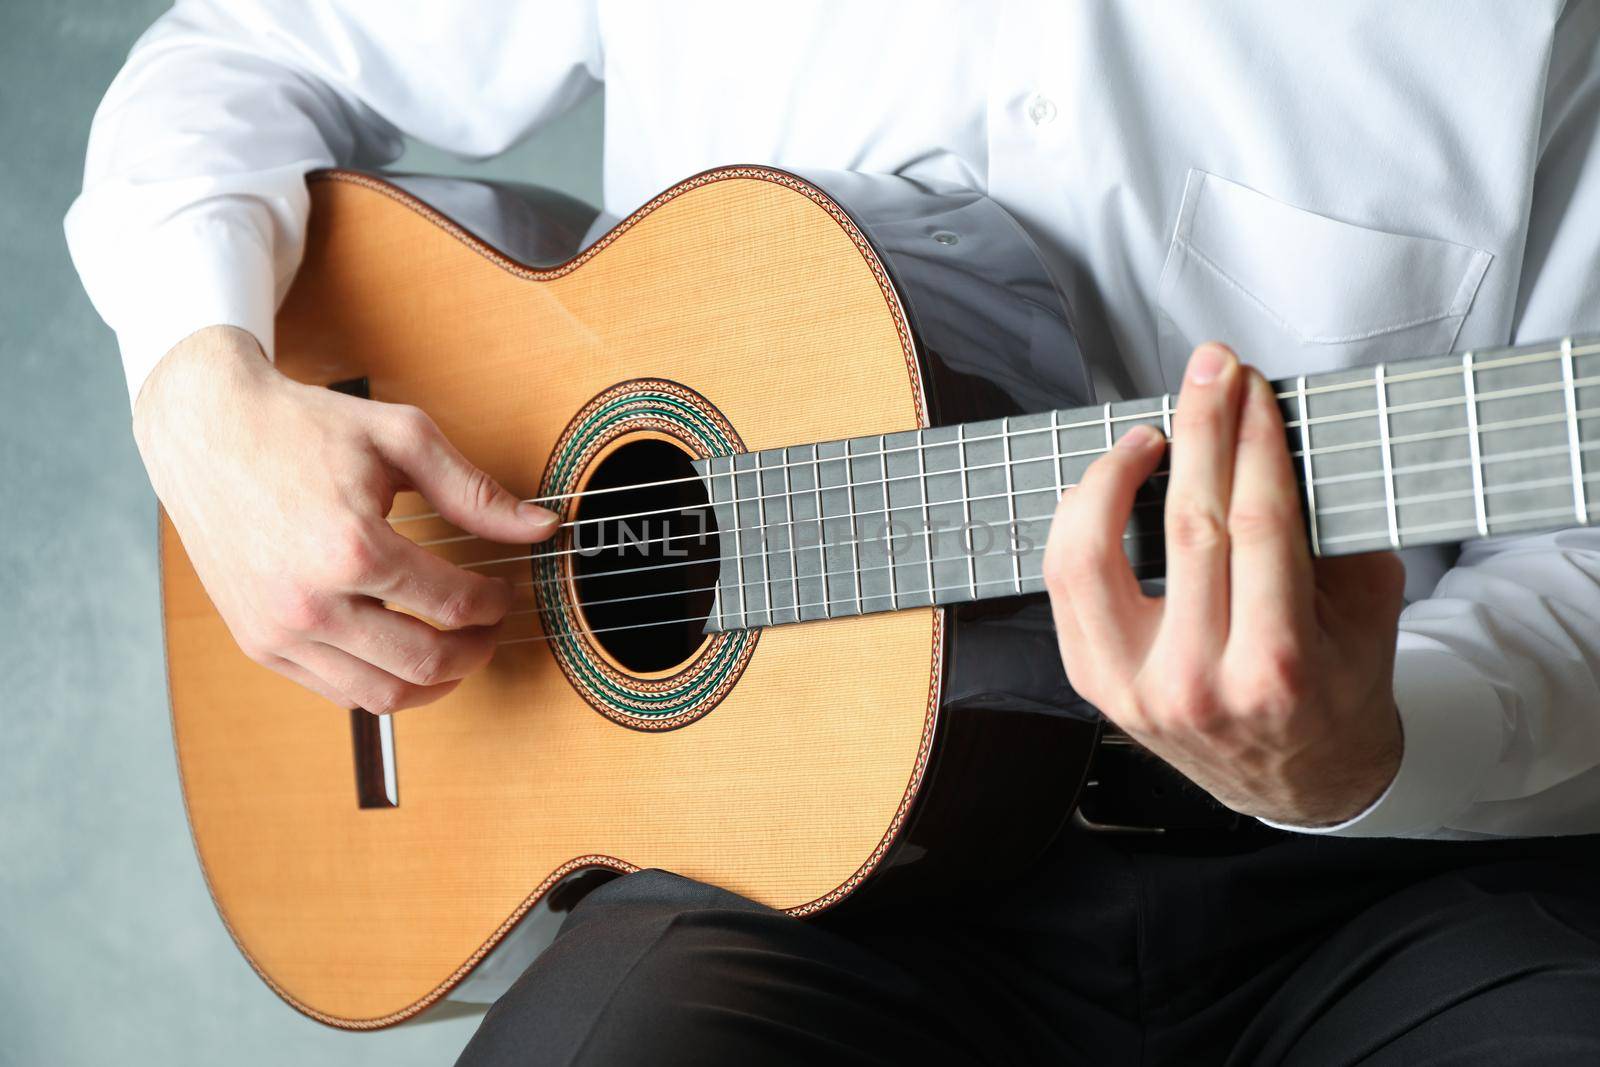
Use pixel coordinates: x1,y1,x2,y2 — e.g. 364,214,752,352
159,166,1599,1028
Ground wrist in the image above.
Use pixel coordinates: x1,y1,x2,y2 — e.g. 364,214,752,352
132,326,281,508
1260,699,1404,828
132,326,273,447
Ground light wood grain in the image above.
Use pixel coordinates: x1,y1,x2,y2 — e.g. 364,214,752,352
161,171,940,1027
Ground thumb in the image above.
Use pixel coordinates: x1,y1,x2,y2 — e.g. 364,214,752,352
381,406,560,543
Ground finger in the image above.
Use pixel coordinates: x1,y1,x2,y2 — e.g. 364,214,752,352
380,405,560,544
364,530,517,628
260,652,355,709
290,641,461,716
1225,369,1313,653
1044,425,1166,675
1162,343,1246,656
322,599,499,687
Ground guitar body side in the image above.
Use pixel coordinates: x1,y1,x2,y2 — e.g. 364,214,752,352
159,166,1097,1028
804,170,1100,903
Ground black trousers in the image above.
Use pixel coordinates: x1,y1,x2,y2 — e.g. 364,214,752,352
455,826,1600,1065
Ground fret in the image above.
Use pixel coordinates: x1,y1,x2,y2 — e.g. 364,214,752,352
956,424,977,600
880,434,899,610
705,454,742,630
808,444,830,620
1160,392,1172,439
815,440,855,620
847,436,892,614
1056,401,1107,496
732,453,768,626
1001,411,1058,596
1578,342,1600,527
844,443,866,614
1295,376,1321,556
1102,401,1113,453
755,449,797,625
1381,352,1478,547
881,428,933,608
1562,337,1588,524
1287,366,1390,553
728,455,750,627
753,450,774,623
1374,364,1400,548
728,453,750,629
958,415,1022,599
1463,352,1488,536
920,424,971,604
1470,339,1574,537
999,417,1022,593
784,444,828,623
917,431,935,599
1050,408,1064,498
783,448,800,619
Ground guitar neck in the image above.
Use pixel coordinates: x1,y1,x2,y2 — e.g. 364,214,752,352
702,336,1600,632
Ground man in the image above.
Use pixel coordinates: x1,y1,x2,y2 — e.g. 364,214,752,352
67,2,1600,1063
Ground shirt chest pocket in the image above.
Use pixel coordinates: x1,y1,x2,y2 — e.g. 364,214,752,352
1156,169,1493,386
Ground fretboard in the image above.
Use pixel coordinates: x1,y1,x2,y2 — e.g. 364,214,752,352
700,336,1600,632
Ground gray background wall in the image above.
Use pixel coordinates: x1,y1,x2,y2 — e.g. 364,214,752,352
0,5,603,1064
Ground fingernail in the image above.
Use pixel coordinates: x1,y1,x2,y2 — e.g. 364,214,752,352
1115,424,1162,451
517,501,559,530
1187,344,1233,385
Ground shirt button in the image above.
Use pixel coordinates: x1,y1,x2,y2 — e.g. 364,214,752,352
1027,93,1057,126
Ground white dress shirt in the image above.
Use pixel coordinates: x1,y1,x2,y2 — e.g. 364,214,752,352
66,0,1600,838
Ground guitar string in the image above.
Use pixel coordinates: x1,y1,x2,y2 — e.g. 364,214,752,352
388,341,1599,521
492,476,1600,650
411,366,1600,544
427,403,1600,569
475,417,1600,588
510,519,1139,632
508,508,1141,619
484,434,1600,596
418,394,1600,557
385,340,1600,526
463,466,1168,566
401,370,1600,555
499,459,1600,623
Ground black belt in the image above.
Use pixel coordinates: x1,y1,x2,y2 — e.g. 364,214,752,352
1072,728,1256,834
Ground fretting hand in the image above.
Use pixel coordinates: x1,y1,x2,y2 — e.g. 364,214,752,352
1042,343,1406,826
134,325,560,715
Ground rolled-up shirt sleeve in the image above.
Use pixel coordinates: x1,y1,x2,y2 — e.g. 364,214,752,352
1264,3,1600,839
65,0,601,405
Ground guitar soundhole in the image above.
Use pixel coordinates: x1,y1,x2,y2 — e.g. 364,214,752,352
569,437,720,674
